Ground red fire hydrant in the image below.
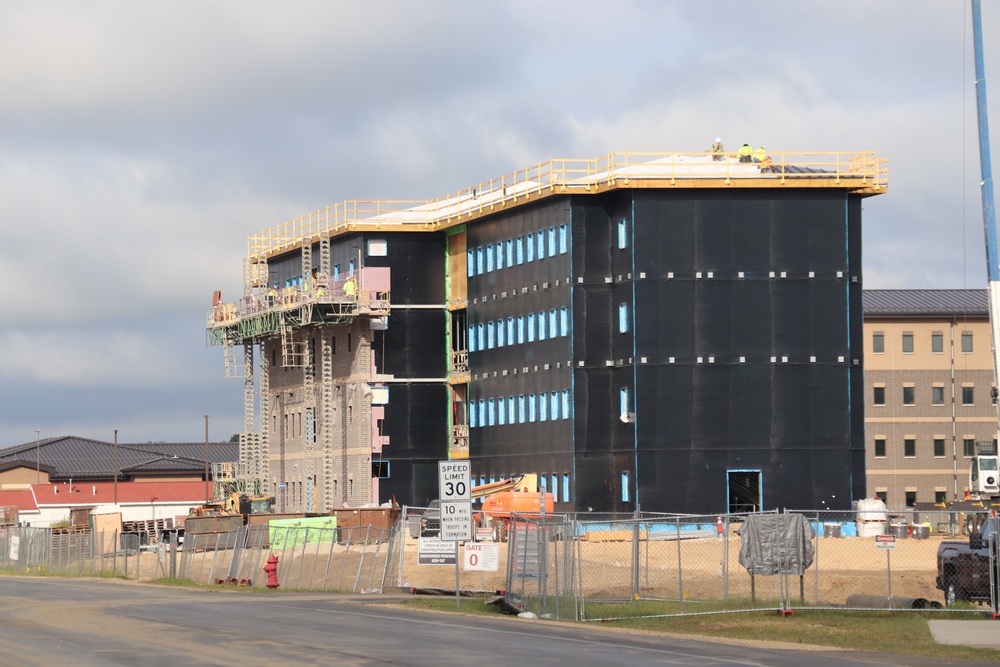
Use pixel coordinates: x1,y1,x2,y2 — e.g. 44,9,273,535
264,553,280,589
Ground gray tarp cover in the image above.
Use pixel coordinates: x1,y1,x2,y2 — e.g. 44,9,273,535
737,514,815,576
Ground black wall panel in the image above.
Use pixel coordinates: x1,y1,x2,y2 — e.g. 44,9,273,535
380,382,448,505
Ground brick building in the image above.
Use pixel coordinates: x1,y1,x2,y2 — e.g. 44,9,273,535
863,289,996,510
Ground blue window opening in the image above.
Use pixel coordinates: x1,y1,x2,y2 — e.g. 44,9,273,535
561,390,571,419
496,242,504,269
550,474,558,502
498,398,506,425
486,245,494,273
516,236,524,265
550,391,559,420
518,395,526,423
333,264,340,282
538,311,546,340
470,401,477,428
618,218,628,249
507,317,515,346
619,302,629,333
477,323,485,351
497,321,505,348
539,395,547,421
349,259,356,277
560,307,569,337
548,227,557,256
620,387,629,421
488,398,496,426
517,316,525,344
621,471,631,503
478,399,486,425
508,396,515,424
468,324,476,352
526,234,534,262
537,231,546,259
466,250,475,277
487,321,495,349
559,224,568,254
527,313,535,342
506,239,514,268
549,309,558,337
528,394,536,422
476,247,484,275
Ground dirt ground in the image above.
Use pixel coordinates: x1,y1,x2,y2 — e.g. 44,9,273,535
104,528,955,607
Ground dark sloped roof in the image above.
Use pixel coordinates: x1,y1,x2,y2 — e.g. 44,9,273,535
0,436,237,480
864,289,988,317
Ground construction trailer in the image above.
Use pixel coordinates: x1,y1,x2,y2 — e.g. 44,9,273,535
207,150,887,514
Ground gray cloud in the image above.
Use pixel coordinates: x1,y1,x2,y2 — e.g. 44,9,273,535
0,0,997,443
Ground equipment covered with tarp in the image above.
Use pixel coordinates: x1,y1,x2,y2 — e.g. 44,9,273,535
737,513,814,576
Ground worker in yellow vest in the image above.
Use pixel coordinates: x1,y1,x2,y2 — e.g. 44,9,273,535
737,143,753,163
752,146,767,163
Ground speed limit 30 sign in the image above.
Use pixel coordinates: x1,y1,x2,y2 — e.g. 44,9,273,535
438,460,472,541
438,460,471,500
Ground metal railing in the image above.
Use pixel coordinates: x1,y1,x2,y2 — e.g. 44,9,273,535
247,151,888,261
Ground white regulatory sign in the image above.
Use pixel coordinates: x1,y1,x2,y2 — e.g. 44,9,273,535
438,460,471,501
440,500,473,541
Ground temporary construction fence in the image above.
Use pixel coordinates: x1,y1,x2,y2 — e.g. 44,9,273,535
178,523,396,592
0,523,397,594
494,510,1000,621
3,506,996,621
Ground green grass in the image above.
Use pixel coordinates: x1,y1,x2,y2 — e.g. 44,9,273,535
399,596,1000,662
0,566,127,579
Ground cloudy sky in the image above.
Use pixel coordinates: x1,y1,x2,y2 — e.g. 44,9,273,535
0,1,997,446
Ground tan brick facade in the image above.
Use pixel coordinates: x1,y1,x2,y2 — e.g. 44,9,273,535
864,305,995,510
265,319,375,512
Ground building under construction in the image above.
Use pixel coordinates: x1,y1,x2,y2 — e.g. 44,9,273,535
207,150,887,514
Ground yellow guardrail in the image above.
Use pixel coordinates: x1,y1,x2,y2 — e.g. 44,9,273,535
247,151,887,261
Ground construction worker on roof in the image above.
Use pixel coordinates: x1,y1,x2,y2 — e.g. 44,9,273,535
752,145,767,163
737,143,752,163
711,138,725,161
343,276,356,298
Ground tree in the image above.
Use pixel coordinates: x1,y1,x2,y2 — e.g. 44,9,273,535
229,433,240,443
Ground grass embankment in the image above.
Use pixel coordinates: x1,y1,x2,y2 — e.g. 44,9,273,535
400,596,1000,662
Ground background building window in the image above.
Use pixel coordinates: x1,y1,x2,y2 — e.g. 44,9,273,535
873,387,885,405
931,333,943,353
902,333,913,353
904,438,916,457
962,332,973,353
964,438,976,457
962,386,975,405
872,333,884,353
902,386,915,405
934,438,946,457
875,490,887,503
932,386,944,405
905,491,917,508
618,303,629,333
874,438,886,457
935,490,947,504
618,218,628,249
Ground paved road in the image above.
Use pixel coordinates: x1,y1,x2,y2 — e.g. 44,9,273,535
0,577,995,667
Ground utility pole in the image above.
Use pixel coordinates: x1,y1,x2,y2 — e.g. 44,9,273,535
204,415,210,502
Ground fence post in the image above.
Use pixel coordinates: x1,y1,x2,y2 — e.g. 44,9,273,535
675,515,684,614
631,506,640,599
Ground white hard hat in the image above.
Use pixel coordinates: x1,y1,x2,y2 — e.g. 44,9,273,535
715,137,721,142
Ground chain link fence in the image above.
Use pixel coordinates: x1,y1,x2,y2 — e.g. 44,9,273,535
497,510,999,621
0,522,397,593
3,505,996,622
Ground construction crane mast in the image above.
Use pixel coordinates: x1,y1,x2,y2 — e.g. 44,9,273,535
971,0,1000,498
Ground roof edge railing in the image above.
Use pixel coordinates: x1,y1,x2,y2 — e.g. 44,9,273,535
246,150,887,261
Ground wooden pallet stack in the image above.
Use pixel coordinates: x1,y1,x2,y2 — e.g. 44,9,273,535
122,518,174,542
